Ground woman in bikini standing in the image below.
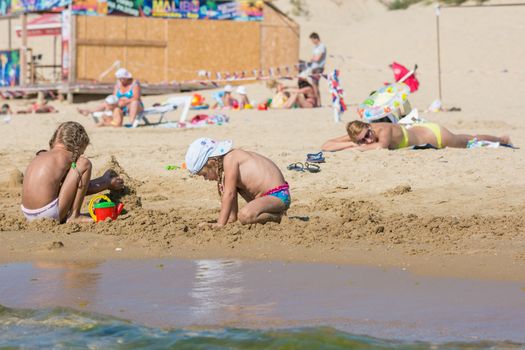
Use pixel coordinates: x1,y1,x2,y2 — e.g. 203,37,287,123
322,120,511,151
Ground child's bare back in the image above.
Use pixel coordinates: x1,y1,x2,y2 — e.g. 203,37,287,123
224,149,286,200
21,121,124,223
22,149,76,210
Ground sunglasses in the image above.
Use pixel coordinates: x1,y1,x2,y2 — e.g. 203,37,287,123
357,128,373,144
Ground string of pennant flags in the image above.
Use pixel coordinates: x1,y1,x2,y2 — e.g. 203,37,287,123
196,63,308,82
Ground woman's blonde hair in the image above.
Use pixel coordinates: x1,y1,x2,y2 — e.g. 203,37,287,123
266,79,278,90
49,121,90,162
346,120,370,143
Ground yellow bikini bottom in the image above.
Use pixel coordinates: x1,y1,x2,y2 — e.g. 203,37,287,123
397,123,443,149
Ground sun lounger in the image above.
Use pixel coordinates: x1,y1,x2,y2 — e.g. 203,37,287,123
131,96,191,128
91,110,113,124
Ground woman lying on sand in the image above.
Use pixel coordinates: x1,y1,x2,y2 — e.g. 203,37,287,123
16,93,58,114
21,121,124,223
322,120,511,151
185,138,290,228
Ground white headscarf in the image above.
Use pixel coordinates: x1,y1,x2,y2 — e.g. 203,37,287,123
185,138,233,174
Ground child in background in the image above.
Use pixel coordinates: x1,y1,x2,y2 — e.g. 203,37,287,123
1,103,12,115
21,121,124,223
235,86,252,109
185,138,290,227
212,85,237,109
266,79,290,109
77,95,118,121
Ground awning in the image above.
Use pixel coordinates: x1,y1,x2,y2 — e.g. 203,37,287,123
16,14,61,37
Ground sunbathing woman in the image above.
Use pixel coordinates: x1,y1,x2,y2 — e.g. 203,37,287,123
322,120,511,151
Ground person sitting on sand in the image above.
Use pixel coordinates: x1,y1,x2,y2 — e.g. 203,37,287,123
266,79,291,109
235,86,252,109
77,95,118,126
110,68,143,127
1,103,13,115
21,121,124,223
185,137,291,227
322,120,511,151
283,73,320,109
212,85,238,109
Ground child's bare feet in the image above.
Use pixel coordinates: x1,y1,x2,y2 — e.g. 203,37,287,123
67,214,93,223
501,135,512,145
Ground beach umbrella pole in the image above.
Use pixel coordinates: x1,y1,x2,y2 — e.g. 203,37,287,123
435,4,443,103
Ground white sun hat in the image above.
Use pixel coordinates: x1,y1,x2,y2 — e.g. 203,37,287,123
185,137,233,174
223,84,233,93
115,68,132,79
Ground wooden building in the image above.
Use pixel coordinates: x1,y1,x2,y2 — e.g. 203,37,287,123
71,2,299,84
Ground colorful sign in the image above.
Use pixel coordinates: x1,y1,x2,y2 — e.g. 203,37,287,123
151,0,263,20
0,50,20,87
9,0,68,13
71,0,104,15
237,0,263,21
0,0,11,15
2,0,263,20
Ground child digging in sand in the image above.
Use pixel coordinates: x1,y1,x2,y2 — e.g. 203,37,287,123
185,138,290,228
21,121,124,223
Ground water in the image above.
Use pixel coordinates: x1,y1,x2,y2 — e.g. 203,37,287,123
1,259,524,349
1,306,522,350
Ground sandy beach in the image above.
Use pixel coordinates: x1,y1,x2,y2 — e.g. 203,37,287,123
1,0,525,282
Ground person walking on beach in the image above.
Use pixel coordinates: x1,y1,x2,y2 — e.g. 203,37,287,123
322,120,511,151
185,138,291,228
21,121,124,223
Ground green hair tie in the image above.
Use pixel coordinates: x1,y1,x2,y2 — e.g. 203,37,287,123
71,162,77,169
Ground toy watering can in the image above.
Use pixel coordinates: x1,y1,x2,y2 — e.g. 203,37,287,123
88,194,124,222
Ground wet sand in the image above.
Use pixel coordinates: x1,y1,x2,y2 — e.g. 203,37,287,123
1,259,524,343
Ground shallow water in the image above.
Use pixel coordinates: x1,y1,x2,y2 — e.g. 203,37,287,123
1,259,524,349
1,305,523,350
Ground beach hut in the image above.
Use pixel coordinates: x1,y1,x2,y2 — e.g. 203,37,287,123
0,1,300,98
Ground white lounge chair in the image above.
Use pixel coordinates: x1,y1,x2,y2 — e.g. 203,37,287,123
132,96,192,128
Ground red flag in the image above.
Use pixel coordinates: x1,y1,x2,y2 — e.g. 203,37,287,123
391,62,419,93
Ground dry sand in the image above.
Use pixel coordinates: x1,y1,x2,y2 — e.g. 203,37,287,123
1,0,524,281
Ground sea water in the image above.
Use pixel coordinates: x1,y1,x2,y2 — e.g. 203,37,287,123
1,259,524,349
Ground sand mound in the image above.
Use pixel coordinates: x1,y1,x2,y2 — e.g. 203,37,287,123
1,195,524,257
99,156,143,212
383,185,412,197
8,169,23,188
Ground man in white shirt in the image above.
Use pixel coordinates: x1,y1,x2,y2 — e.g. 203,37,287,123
307,32,326,104
309,32,327,75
